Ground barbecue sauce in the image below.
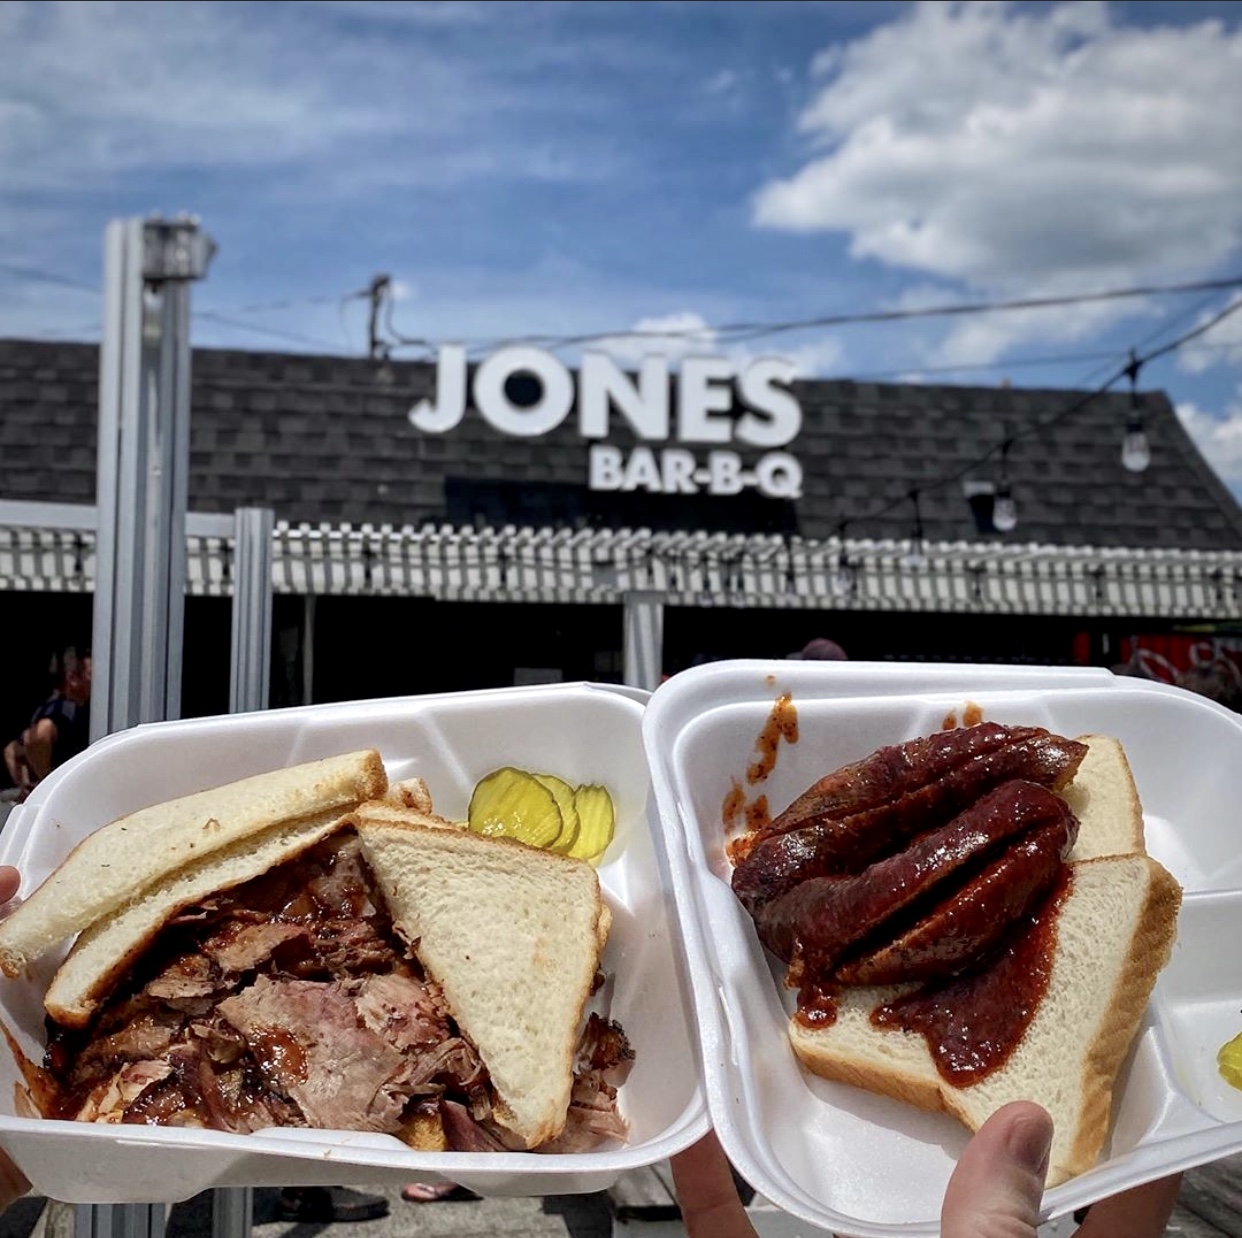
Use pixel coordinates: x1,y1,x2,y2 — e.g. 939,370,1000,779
725,693,797,859
795,981,838,1029
731,722,1089,1090
747,693,798,785
247,1024,309,1085
745,794,771,832
870,869,1071,1085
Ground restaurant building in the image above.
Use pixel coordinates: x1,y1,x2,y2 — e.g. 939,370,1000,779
2,337,1241,731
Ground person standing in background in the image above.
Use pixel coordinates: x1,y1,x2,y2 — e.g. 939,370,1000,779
3,648,92,803
787,636,849,661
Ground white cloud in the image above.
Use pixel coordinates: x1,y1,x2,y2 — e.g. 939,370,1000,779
594,311,718,363
594,310,843,378
754,1,1242,304
1178,393,1242,494
1179,296,1242,373
0,1,626,197
781,335,844,378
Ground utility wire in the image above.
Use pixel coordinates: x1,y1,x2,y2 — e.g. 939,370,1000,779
196,292,364,317
441,274,1242,355
193,312,343,352
0,261,99,295
0,259,368,333
848,348,1120,383
840,294,1242,535
9,257,1242,360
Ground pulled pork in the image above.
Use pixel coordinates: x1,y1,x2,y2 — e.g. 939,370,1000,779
39,832,631,1151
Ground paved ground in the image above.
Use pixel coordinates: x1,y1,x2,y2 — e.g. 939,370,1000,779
2,1154,1239,1238
2,1189,616,1238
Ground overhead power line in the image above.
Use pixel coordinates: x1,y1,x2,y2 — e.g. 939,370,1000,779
442,274,1242,355
0,260,99,296
840,294,1242,536
0,260,365,338
7,256,1242,361
193,312,343,352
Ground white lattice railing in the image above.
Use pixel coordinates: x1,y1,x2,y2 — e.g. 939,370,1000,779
2,504,1241,620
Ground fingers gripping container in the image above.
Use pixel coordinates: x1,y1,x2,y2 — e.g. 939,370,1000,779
642,660,1242,1238
0,683,708,1203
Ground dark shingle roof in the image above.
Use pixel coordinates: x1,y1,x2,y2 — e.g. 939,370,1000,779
2,338,1240,550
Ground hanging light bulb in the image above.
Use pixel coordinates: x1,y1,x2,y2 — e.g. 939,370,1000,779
902,542,926,569
830,521,855,596
1121,414,1151,473
374,346,395,387
831,555,857,597
992,484,1018,533
991,439,1018,532
1121,351,1151,473
902,490,926,568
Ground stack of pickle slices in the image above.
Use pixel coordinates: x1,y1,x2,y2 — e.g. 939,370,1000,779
467,767,616,864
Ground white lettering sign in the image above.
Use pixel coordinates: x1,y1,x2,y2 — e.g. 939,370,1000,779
408,344,803,498
587,445,802,499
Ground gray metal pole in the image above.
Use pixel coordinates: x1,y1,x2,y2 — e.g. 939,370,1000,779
229,507,275,712
75,1200,167,1238
214,505,274,1237
91,215,213,740
623,590,664,692
301,593,316,705
83,215,214,1238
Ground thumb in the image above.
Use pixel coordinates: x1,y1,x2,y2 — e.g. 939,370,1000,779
941,1102,1052,1238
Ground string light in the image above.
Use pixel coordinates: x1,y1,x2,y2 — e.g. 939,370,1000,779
902,491,927,568
1121,350,1151,474
992,440,1018,533
830,521,857,597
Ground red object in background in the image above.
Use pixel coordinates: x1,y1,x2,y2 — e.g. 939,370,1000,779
1117,633,1242,685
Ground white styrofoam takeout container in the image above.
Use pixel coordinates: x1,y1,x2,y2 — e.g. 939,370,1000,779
0,681,709,1203
642,659,1242,1237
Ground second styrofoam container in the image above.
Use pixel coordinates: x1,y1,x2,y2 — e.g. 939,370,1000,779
643,659,1242,1237
0,681,708,1203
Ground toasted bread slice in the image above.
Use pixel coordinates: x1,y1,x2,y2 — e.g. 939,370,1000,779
788,854,1181,1185
356,809,608,1149
0,750,387,979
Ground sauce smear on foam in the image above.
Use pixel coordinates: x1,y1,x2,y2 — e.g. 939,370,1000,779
724,690,798,857
747,693,799,785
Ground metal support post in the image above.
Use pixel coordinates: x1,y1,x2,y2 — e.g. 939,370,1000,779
210,1187,253,1238
91,215,215,741
623,590,664,692
208,505,274,1235
229,507,275,712
75,1201,166,1238
82,215,214,1238
301,593,317,706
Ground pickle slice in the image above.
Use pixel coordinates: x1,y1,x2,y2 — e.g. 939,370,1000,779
534,773,581,854
567,783,616,863
1219,1031,1242,1092
468,767,562,849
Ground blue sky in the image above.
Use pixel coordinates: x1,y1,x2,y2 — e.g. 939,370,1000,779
4,0,1242,494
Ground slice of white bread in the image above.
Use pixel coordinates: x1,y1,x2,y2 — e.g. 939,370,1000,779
44,810,354,1027
776,727,1179,1185
356,798,464,832
788,854,1181,1185
356,809,609,1149
0,749,388,979
1062,735,1146,860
